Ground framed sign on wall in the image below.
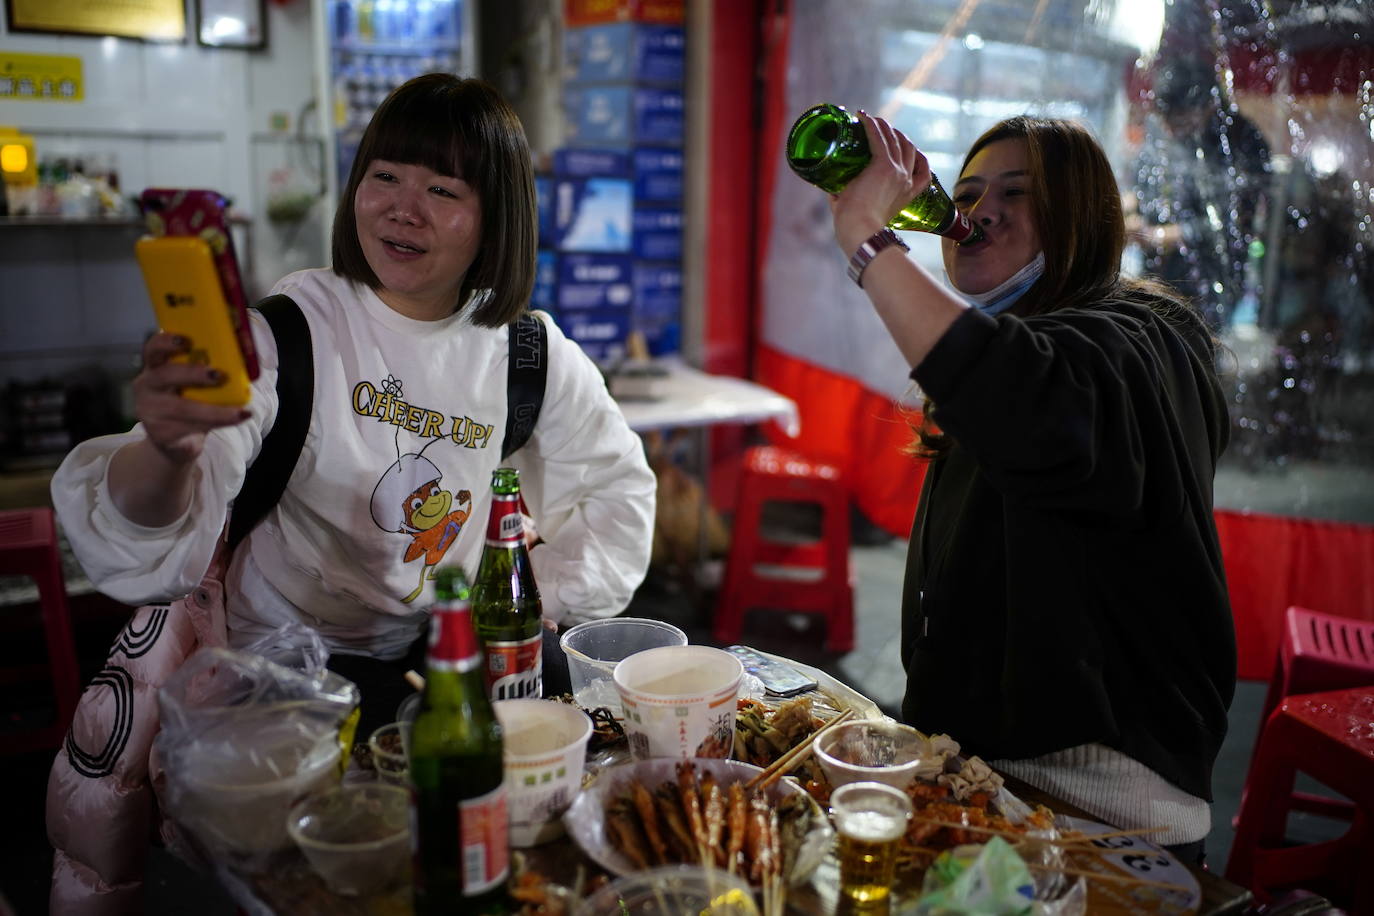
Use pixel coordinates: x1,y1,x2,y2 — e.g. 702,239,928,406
5,0,186,41
196,0,267,49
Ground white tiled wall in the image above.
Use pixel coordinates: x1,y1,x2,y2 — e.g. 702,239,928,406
0,1,329,384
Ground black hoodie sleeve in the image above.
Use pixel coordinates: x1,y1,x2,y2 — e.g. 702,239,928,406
911,299,1228,521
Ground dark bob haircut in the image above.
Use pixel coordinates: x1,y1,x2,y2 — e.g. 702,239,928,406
331,74,537,328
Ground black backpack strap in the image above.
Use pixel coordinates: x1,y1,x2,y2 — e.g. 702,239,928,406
501,312,548,460
227,294,314,549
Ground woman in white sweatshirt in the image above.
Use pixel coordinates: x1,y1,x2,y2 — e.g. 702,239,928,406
47,75,656,913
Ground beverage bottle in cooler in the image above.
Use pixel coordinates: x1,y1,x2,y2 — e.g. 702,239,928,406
471,467,543,701
785,102,983,245
409,566,510,915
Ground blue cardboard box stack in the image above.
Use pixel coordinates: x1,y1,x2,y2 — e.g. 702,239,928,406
534,3,685,366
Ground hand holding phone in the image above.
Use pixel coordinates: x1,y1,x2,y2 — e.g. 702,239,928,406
140,188,260,380
135,235,253,406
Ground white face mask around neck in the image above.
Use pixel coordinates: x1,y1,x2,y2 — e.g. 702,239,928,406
950,251,1046,316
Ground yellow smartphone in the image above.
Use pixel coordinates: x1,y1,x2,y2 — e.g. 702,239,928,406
135,234,252,406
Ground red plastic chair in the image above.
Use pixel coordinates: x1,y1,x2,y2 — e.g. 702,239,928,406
0,506,81,753
712,446,854,653
1226,688,1374,910
1257,606,1374,820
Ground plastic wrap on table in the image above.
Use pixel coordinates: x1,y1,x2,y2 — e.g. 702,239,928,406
155,624,361,869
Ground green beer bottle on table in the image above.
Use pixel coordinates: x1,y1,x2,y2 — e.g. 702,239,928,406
410,567,510,915
785,102,984,245
471,467,543,701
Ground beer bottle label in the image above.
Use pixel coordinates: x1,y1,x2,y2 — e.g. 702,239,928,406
458,784,509,895
942,208,979,244
486,494,523,547
484,633,543,699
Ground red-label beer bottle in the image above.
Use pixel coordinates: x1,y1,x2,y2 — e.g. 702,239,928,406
409,566,510,915
471,467,543,700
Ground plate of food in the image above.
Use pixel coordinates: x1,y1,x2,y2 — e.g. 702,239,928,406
562,757,833,892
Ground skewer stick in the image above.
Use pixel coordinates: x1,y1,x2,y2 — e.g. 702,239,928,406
907,815,1032,843
1026,862,1192,893
1050,825,1170,845
745,707,856,790
910,816,1171,851
405,669,426,691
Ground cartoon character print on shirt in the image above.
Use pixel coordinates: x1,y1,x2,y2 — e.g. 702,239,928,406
359,373,496,603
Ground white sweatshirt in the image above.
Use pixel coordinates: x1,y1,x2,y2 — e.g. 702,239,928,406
52,269,657,659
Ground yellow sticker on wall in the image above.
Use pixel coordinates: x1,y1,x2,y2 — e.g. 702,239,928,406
0,52,84,102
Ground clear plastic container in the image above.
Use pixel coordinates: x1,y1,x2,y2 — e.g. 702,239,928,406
559,617,687,712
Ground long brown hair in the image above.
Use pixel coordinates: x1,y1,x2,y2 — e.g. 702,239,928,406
912,116,1188,457
331,74,537,328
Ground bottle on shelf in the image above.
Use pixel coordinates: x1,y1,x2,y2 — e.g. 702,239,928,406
470,467,543,701
785,102,983,245
409,566,510,915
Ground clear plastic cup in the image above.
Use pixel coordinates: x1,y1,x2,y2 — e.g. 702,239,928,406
576,864,759,916
813,718,927,791
559,617,687,712
367,721,412,786
830,781,913,905
286,783,411,896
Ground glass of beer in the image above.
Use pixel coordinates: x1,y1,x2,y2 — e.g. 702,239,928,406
831,781,913,904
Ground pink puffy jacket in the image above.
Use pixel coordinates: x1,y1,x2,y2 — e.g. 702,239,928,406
47,565,227,915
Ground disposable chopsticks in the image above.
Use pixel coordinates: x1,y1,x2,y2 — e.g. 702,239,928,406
745,707,855,790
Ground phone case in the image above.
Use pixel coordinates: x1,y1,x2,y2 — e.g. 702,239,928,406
139,188,260,380
135,235,253,406
726,645,819,697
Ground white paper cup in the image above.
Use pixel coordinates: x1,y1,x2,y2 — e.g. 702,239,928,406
559,617,688,714
613,645,744,760
493,699,594,847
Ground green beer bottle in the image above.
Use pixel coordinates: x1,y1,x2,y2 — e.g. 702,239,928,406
410,567,510,915
471,468,543,701
785,102,984,245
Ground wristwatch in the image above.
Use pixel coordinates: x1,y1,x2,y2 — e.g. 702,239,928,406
847,227,909,288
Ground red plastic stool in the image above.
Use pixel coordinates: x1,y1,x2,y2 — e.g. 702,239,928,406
0,507,81,753
1256,606,1374,820
1225,687,1374,910
712,446,854,653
